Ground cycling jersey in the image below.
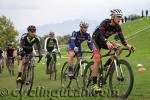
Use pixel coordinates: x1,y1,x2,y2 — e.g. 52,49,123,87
92,19,128,47
0,48,3,58
6,47,15,57
67,30,93,51
20,33,42,55
44,38,60,53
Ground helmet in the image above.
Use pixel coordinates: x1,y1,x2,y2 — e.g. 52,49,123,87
27,25,36,32
8,42,13,46
110,9,123,17
49,32,55,37
79,21,89,28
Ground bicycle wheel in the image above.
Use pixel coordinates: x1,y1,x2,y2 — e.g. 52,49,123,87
83,61,94,90
49,60,56,80
9,63,14,76
61,61,72,89
0,64,2,73
19,62,34,96
109,59,134,98
8,64,11,75
76,60,88,89
54,62,57,80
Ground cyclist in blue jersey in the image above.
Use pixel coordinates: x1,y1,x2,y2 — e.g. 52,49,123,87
67,21,93,76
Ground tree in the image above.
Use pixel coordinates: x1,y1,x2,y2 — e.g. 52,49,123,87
0,16,19,48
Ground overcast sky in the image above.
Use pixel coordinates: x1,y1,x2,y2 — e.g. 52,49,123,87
0,0,150,30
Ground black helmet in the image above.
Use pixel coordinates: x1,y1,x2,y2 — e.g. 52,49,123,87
49,32,55,37
8,42,13,46
27,25,36,32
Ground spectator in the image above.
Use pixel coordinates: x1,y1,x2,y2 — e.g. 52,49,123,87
121,17,124,24
142,9,144,17
124,16,128,23
146,10,149,17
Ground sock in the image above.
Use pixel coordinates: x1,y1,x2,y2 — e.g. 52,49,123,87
93,77,97,85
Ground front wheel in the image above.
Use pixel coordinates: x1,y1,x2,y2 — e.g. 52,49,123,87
83,61,94,90
18,63,34,96
61,61,71,89
109,59,134,99
0,64,3,73
49,61,56,80
75,60,88,89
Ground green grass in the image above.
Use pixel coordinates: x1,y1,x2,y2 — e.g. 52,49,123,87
1,17,150,100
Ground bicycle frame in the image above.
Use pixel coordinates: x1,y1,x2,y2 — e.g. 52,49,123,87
73,51,92,77
79,56,88,76
101,48,132,85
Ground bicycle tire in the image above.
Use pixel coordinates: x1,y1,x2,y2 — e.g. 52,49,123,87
109,59,134,99
83,61,94,89
19,62,34,96
61,61,71,89
76,60,88,89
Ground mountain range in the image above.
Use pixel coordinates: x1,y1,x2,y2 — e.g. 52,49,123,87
19,19,100,37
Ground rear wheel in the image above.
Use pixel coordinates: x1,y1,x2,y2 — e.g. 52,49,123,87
109,59,134,98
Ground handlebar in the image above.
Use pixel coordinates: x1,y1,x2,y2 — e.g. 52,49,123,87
101,47,134,58
47,51,61,58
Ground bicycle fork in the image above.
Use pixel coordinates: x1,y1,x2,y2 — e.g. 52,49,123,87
79,59,83,76
113,58,124,80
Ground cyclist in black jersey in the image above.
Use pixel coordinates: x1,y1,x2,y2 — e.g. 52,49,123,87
0,47,4,69
91,9,135,92
16,25,42,82
5,42,16,67
44,32,60,74
0,47,3,60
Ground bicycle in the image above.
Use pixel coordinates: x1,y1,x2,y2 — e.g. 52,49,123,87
46,50,61,80
6,57,15,76
16,52,42,96
0,57,4,73
83,47,134,98
61,51,92,89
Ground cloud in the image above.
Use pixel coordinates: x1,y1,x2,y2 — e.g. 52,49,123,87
0,0,150,30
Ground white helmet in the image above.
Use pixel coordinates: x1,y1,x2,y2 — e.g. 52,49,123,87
79,21,89,28
110,9,123,17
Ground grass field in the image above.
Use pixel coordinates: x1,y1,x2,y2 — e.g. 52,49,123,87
0,17,150,100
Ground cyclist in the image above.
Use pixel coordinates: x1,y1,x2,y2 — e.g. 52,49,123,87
0,47,4,69
16,25,42,82
67,21,93,76
16,47,21,65
91,9,135,92
5,42,16,67
44,32,60,74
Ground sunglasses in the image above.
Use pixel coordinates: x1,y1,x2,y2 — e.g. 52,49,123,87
81,26,88,29
29,29,36,33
